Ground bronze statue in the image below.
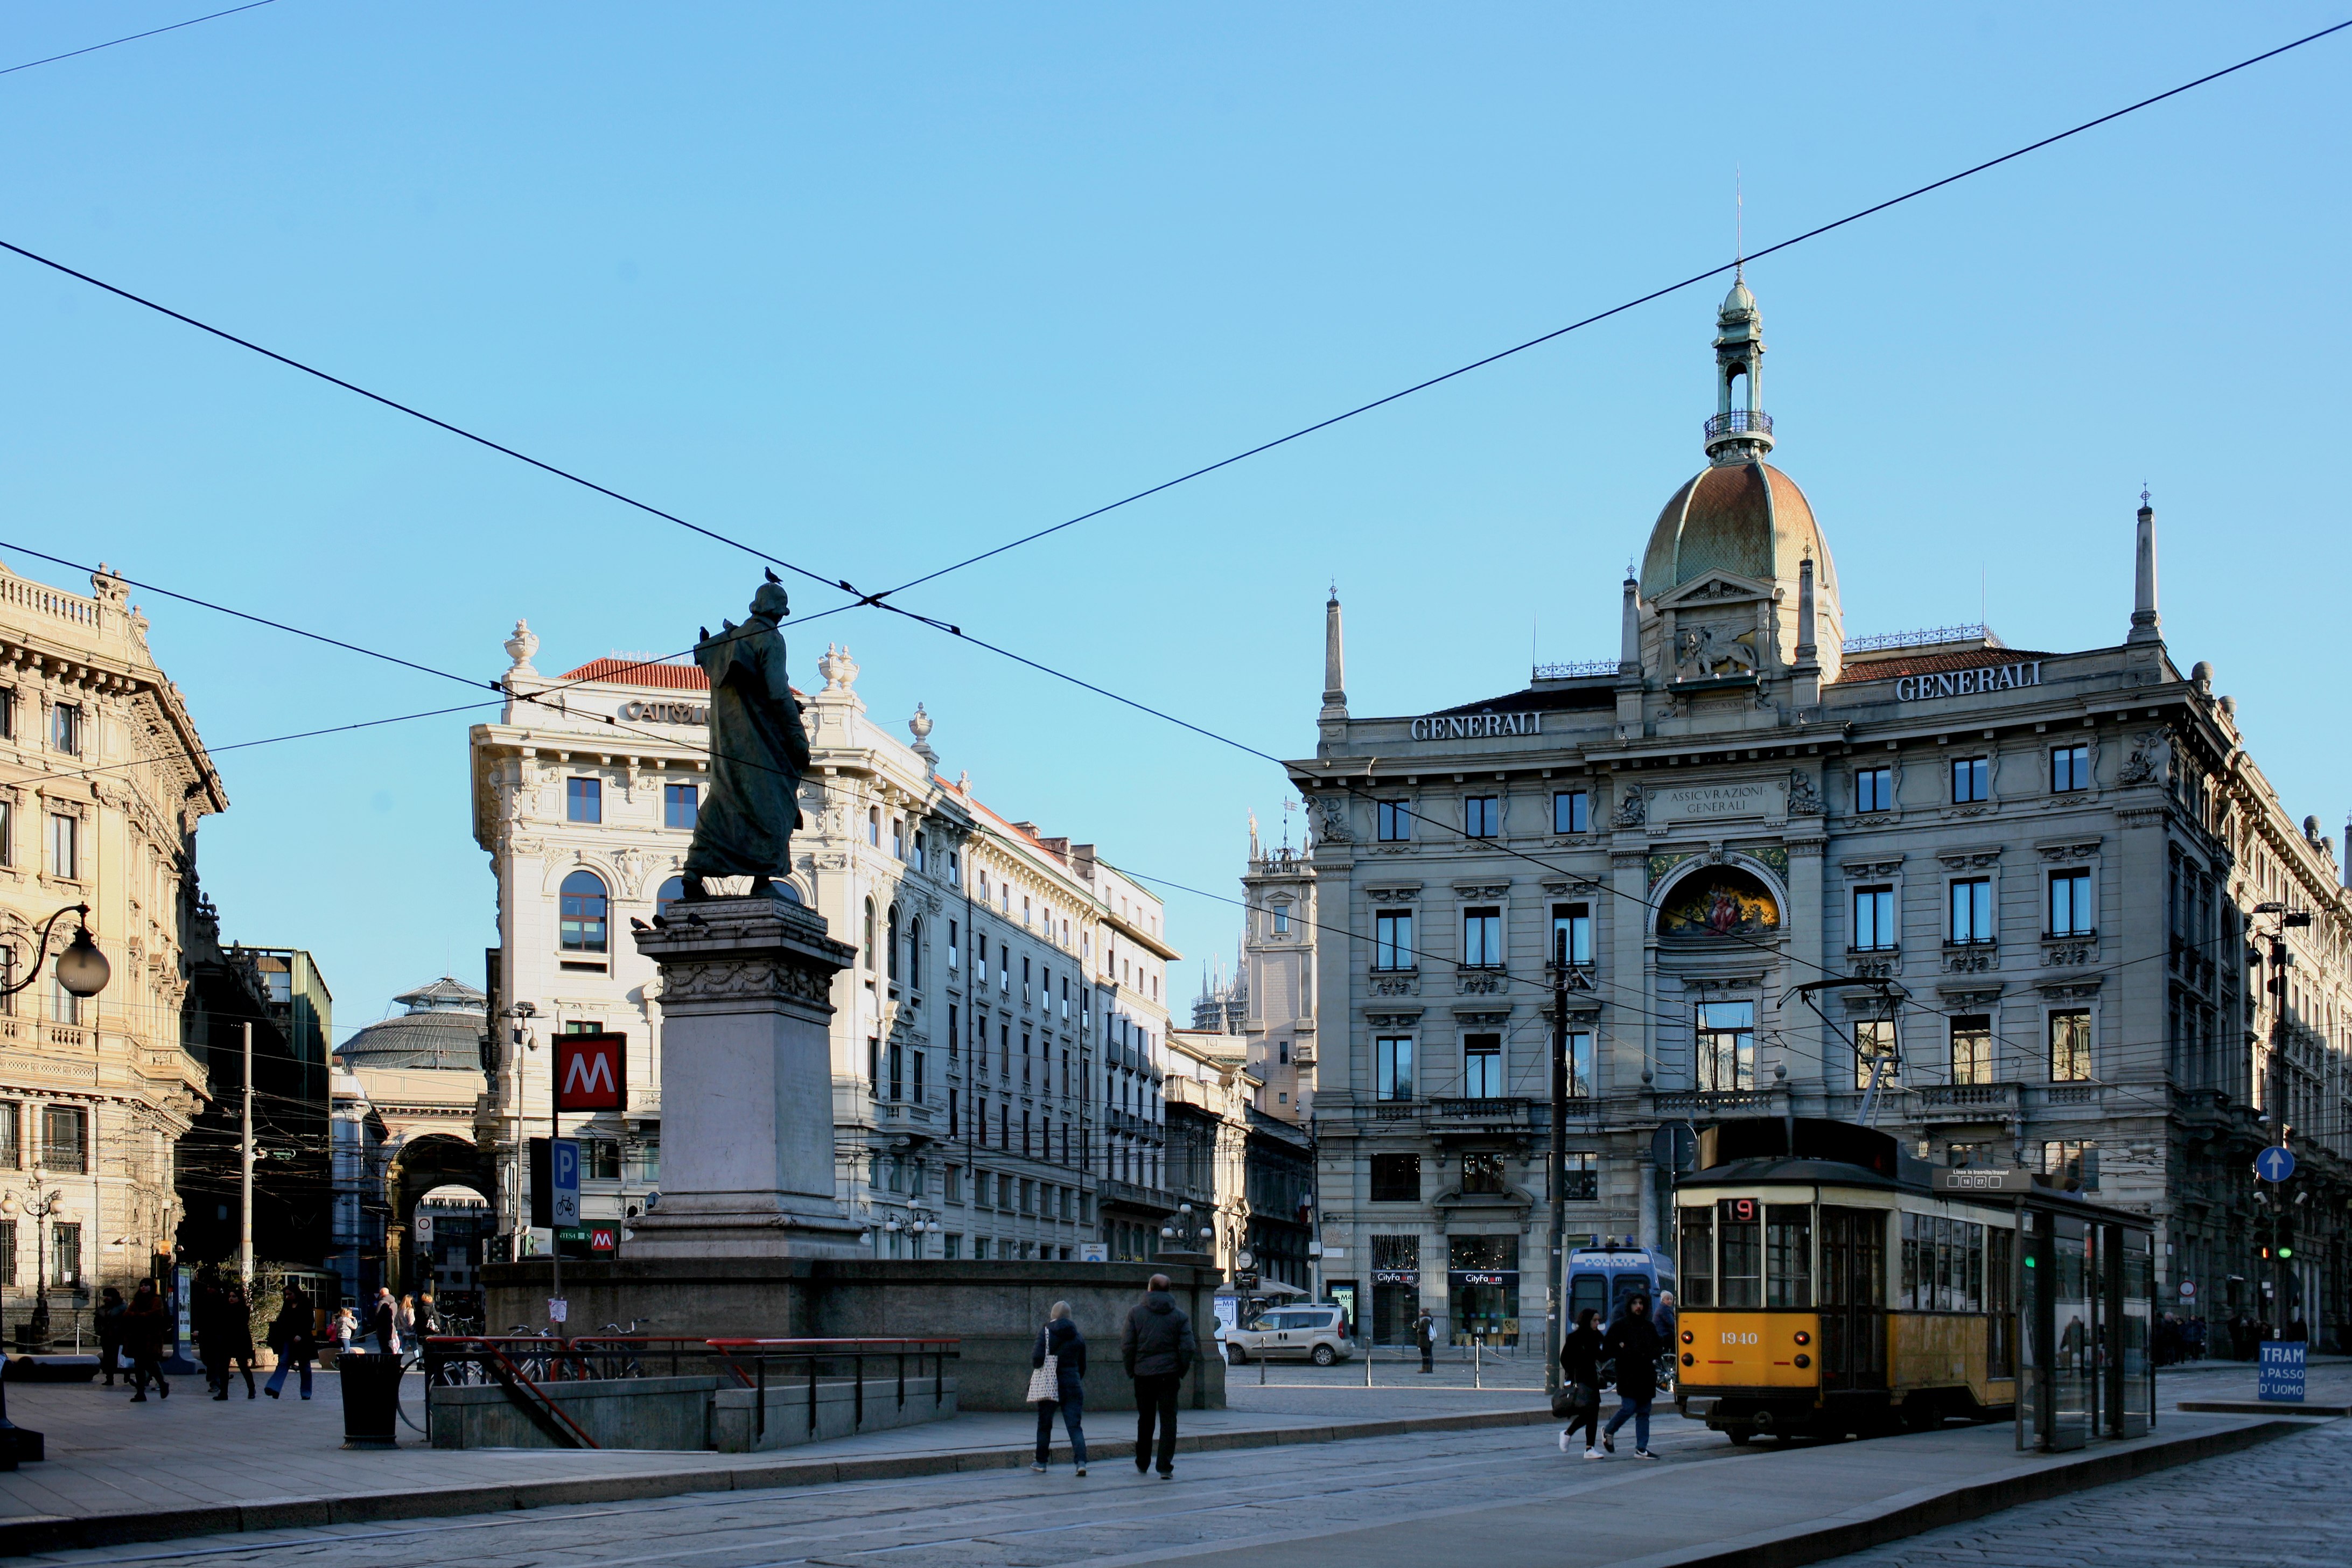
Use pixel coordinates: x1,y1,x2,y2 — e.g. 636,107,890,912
683,579,809,898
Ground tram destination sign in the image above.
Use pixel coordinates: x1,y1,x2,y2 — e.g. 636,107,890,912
1932,1167,2038,1194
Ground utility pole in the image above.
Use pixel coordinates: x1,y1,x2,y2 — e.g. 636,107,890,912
240,1020,255,1287
1546,929,1568,1399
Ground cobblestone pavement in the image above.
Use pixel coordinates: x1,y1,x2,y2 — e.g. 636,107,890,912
1819,1415,2352,1568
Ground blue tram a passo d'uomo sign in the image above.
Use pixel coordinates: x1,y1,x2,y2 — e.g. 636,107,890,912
2259,1341,2306,1403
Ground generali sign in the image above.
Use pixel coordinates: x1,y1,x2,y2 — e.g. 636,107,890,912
1894,661,2045,703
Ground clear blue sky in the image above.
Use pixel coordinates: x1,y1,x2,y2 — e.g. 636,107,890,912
2,2,2344,1033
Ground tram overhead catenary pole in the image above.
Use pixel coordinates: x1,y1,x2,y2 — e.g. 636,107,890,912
1546,929,1568,1399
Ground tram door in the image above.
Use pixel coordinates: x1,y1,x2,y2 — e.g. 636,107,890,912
1819,1207,1888,1394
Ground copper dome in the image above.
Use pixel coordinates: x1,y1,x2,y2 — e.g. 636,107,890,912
1640,458,1836,603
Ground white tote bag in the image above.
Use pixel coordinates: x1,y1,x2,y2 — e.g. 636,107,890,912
1025,1353,1059,1403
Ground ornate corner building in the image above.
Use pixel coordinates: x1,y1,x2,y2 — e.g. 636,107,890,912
1290,282,2351,1348
469,625,1181,1269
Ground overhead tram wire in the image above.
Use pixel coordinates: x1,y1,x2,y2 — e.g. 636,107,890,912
0,0,279,78
850,15,2352,610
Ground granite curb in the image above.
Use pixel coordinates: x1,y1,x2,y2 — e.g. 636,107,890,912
0,1404,1560,1556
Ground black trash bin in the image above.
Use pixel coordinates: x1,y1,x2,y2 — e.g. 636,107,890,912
338,1352,405,1450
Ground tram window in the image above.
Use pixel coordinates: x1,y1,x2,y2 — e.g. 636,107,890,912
1900,1213,1919,1310
1965,1221,1985,1314
1988,1229,2017,1376
1718,1199,1762,1308
1766,1205,1812,1307
1936,1216,1956,1312
1679,1206,1714,1307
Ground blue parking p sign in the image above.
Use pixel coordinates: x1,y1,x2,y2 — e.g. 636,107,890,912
2259,1341,2306,1403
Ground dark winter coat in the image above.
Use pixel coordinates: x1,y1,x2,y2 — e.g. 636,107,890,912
1602,1311,1664,1396
267,1299,316,1357
123,1294,170,1356
1121,1292,1197,1379
1032,1317,1087,1402
1558,1323,1605,1395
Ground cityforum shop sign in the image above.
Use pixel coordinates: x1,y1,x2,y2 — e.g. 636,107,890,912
1411,710,1545,741
1893,661,2045,702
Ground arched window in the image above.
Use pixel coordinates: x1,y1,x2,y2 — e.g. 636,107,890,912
906,915,922,990
560,870,608,953
656,876,687,919
886,903,901,981
863,898,877,969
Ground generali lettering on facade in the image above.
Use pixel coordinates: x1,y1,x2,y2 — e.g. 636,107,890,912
1893,661,2044,702
1658,782,1773,818
1409,710,1544,741
618,700,709,724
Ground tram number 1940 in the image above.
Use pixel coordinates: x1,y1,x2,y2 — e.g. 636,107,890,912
1719,1332,1759,1346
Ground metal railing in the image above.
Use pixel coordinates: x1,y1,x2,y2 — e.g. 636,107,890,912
1531,659,1618,681
1703,408,1773,439
1842,622,1992,653
707,1337,960,1443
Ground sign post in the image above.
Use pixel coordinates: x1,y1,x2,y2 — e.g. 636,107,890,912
548,1031,627,1329
2259,1340,2306,1403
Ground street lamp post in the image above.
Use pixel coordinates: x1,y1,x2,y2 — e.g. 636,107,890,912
3,904,112,1349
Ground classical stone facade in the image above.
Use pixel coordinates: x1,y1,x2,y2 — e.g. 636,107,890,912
469,627,1179,1266
0,557,225,1314
1294,283,2352,1348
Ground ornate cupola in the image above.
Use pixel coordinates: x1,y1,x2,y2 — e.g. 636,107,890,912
1705,273,1773,464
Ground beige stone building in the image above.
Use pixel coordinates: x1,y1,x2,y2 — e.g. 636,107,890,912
0,557,223,1311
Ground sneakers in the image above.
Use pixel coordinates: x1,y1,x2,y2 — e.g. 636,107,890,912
1031,1463,1048,1473
1584,1447,1602,1460
1157,1468,1174,1479
1558,1429,1572,1453
1634,1449,1660,1460
1601,1431,1615,1454
1076,1465,1088,1477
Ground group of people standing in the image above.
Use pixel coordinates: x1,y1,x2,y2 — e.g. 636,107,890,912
1027,1273,1201,1479
87,1280,439,1403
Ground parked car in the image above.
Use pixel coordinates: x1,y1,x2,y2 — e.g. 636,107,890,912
1224,1305,1354,1366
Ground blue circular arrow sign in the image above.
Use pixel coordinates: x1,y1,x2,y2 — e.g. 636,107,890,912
2254,1146,2297,1182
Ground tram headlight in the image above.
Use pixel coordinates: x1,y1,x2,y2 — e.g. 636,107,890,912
1793,1331,1811,1346
1681,1353,1695,1367
1794,1354,1811,1369
1681,1330,1693,1345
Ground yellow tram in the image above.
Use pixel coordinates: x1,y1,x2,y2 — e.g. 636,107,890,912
1671,1118,2150,1445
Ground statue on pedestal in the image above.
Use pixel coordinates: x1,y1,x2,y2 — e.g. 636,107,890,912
683,578,809,898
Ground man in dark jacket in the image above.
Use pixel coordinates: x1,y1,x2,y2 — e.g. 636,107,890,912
1598,1293,1664,1458
96,1286,127,1386
1120,1275,1196,1478
123,1282,171,1401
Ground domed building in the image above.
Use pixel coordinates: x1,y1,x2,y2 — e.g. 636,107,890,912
339,977,487,1072
1281,281,2352,1368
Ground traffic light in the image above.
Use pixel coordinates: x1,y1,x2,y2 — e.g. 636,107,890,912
2277,1209,2295,1262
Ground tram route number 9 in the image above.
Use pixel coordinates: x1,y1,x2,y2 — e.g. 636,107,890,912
1719,1332,1760,1346
1728,1199,1757,1221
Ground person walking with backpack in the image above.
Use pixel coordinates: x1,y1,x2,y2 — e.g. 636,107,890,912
1121,1274,1196,1479
264,1286,317,1399
1028,1300,1088,1475
1598,1293,1664,1459
1557,1306,1606,1457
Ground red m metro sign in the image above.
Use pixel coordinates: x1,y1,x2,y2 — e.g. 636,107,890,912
554,1031,627,1112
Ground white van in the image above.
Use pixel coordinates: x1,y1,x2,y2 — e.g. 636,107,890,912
1223,1304,1354,1366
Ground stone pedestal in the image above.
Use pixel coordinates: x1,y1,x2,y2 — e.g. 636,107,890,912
627,894,868,1259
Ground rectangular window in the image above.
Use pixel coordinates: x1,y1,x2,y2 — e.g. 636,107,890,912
1373,909,1414,971
1375,1036,1414,1102
1852,885,1896,950
1949,1014,1993,1085
1679,1205,1715,1307
2048,869,2092,936
50,1221,80,1288
1697,1002,1754,1091
1951,755,1989,803
913,1049,926,1104
948,920,960,970
1766,1204,1812,1308
1464,796,1499,838
867,1038,881,1098
586,1140,621,1179
1461,1033,1502,1097
0,1220,12,1287
1376,801,1411,842
1565,1030,1593,1098
1369,1152,1421,1202
0,688,11,739
1460,1152,1507,1195
1550,902,1592,967
1948,878,1993,943
888,1039,904,1101
566,776,603,823
1562,1151,1598,1202
1552,790,1589,834
1718,1197,1762,1308
0,799,10,867
2052,744,2090,793
1460,906,1502,968
48,814,78,881
1900,1212,1919,1310
2042,1139,2098,1189
0,1102,18,1168
51,977,79,1028
947,1004,958,1062
664,783,697,829
50,702,81,755
2049,1008,2092,1082
1856,766,1892,813
40,1105,87,1174
1854,1018,1898,1090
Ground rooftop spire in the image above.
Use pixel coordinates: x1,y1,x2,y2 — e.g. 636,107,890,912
1320,587,1347,719
1704,271,1773,465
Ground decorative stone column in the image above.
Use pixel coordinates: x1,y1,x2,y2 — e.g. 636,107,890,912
628,895,869,1259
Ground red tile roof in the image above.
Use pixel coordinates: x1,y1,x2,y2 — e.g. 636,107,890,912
1835,648,2059,684
558,657,709,689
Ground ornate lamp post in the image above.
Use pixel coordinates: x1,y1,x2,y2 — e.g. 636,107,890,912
3,904,111,1349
